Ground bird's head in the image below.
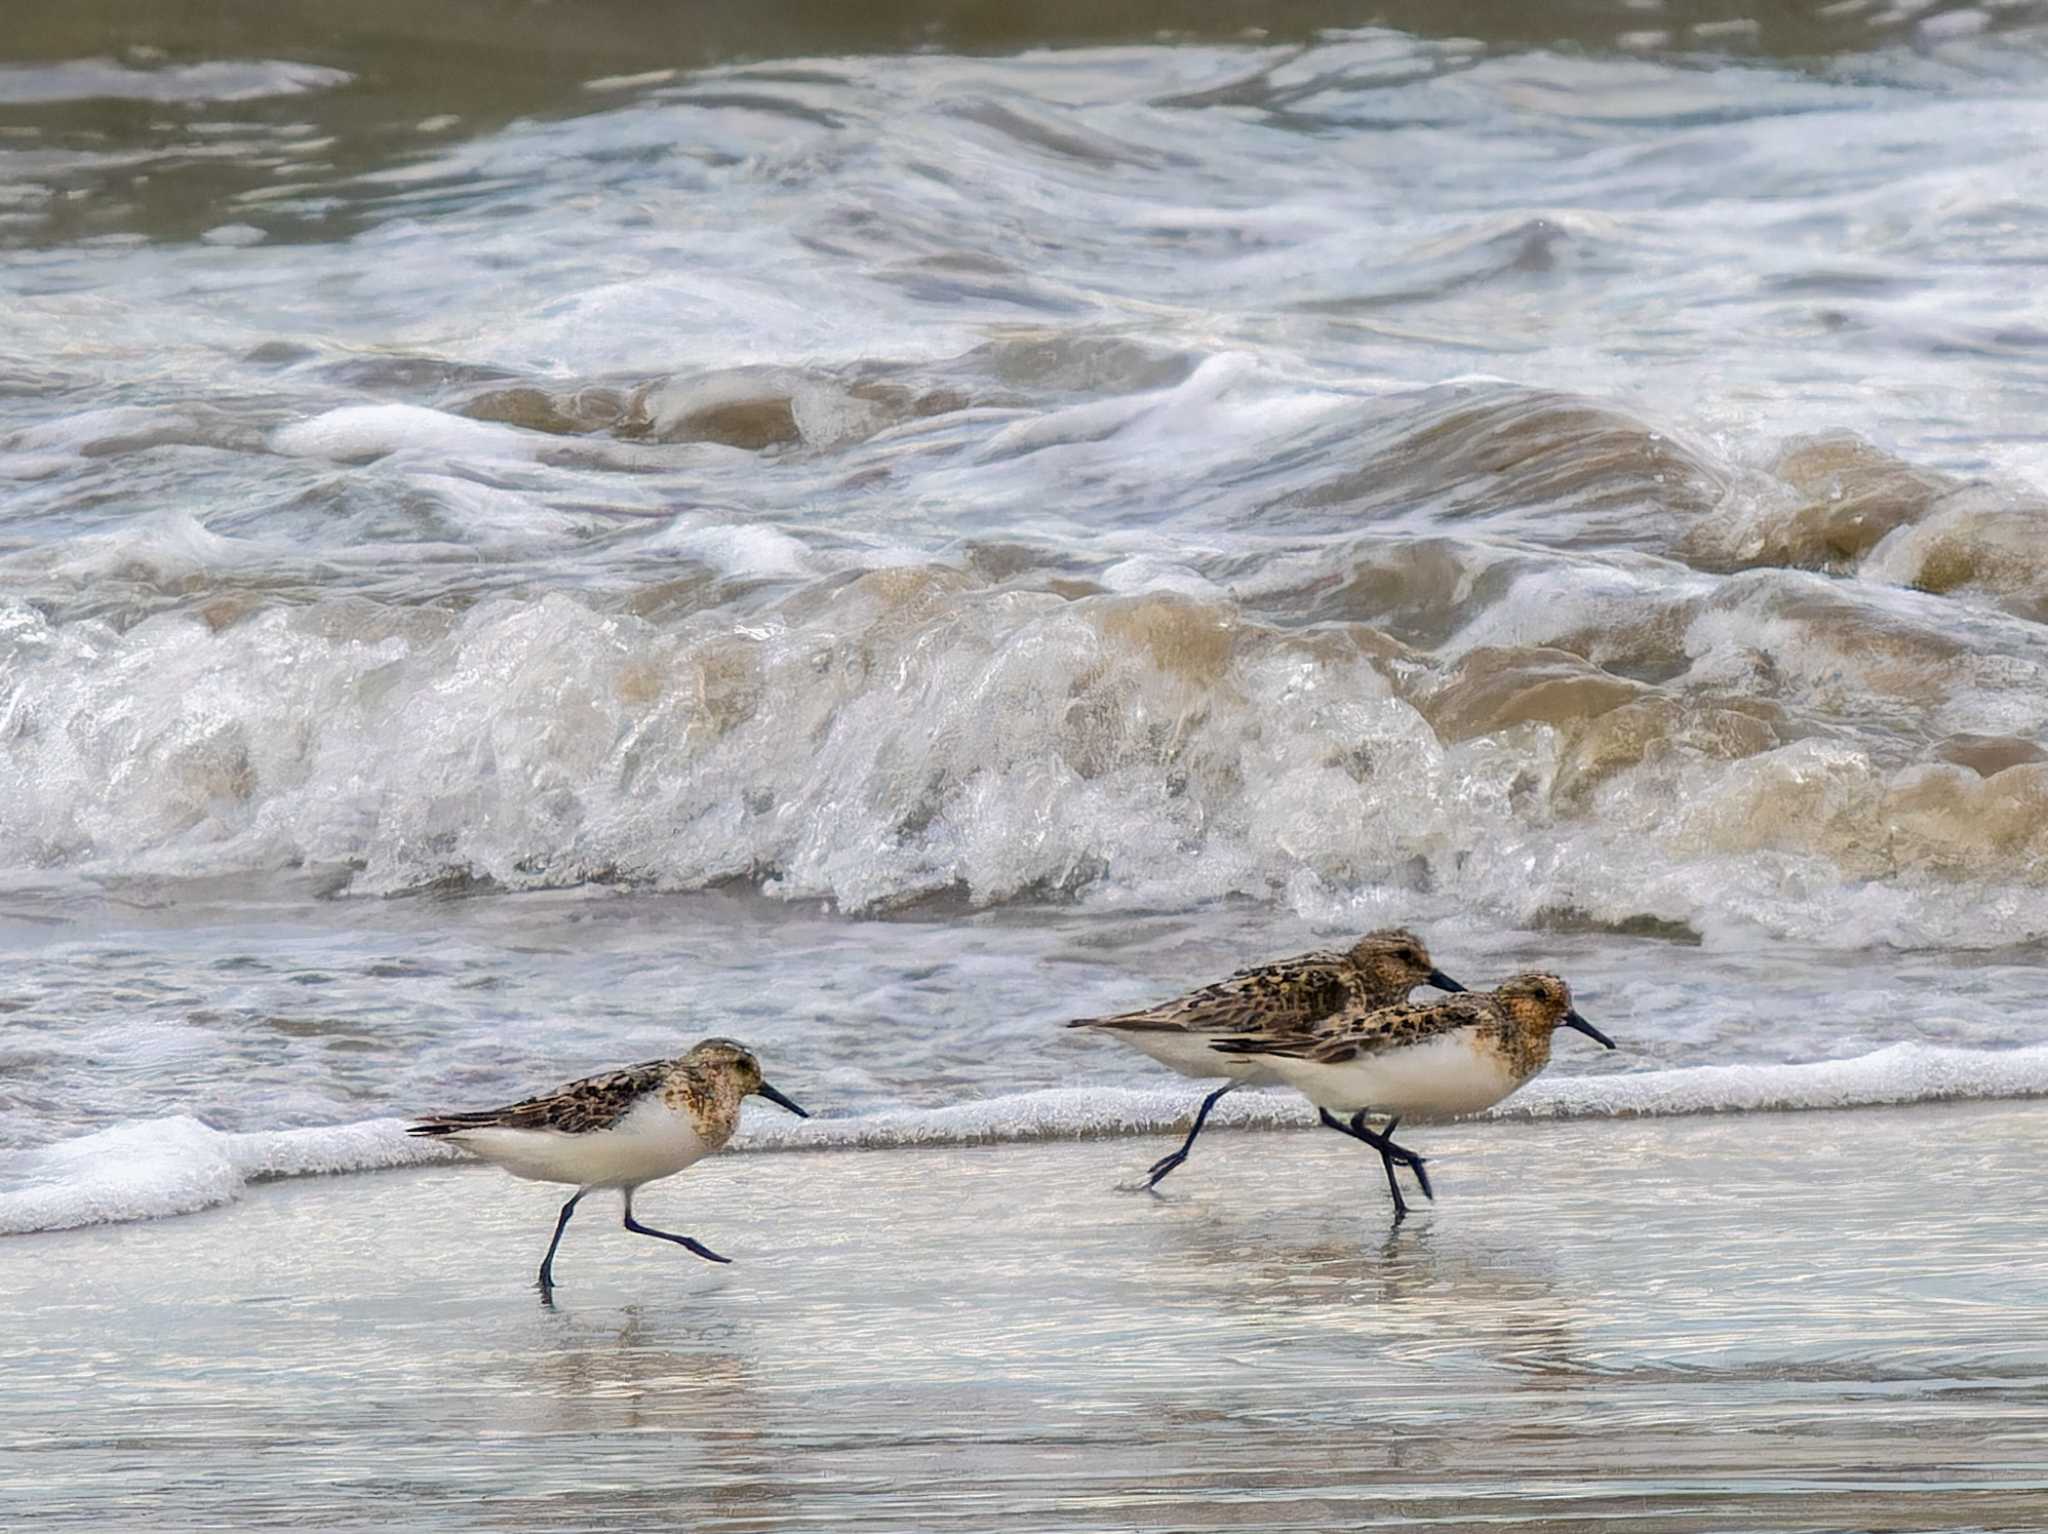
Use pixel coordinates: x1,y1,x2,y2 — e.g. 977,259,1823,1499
1494,973,1614,1049
1347,927,1466,1001
685,1038,809,1116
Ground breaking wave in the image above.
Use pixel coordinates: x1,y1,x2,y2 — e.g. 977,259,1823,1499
6,415,2048,954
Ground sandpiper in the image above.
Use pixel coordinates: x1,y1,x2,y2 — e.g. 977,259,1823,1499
1213,972,1615,1218
1065,928,1466,1189
408,1037,807,1299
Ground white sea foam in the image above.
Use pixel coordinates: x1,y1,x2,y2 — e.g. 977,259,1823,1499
648,517,815,579
271,404,544,464
0,1115,457,1237
1492,1041,2048,1119
6,1044,2042,1236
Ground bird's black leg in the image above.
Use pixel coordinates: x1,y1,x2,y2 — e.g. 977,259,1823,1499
1320,1108,1406,1212
538,1189,585,1300
1319,1107,1363,1141
1360,1113,1424,1214
1376,1116,1433,1202
1321,1110,1433,1212
1348,1109,1434,1205
1142,1083,1238,1190
1373,1116,1408,1214
622,1188,732,1265
1342,1109,1410,1218
1317,1108,1415,1165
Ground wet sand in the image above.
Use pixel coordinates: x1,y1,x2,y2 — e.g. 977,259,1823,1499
6,1102,2046,1532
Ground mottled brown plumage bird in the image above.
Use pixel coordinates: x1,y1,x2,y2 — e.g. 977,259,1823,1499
1213,972,1615,1217
1065,928,1465,1189
410,1038,808,1299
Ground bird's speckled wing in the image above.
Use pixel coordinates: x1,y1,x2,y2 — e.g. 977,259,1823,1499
409,1058,670,1136
1213,996,1496,1064
1066,951,1354,1036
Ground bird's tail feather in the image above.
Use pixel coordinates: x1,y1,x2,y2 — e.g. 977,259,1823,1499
1211,1035,1310,1058
406,1116,491,1137
1066,1011,1185,1033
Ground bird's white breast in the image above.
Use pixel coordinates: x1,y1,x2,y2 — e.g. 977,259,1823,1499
1268,1029,1526,1119
447,1096,712,1188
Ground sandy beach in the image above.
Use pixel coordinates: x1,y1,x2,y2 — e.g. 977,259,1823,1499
7,1102,2045,1532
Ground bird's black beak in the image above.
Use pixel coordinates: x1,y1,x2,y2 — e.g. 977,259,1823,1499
757,1082,809,1118
1427,969,1466,994
1564,1010,1616,1049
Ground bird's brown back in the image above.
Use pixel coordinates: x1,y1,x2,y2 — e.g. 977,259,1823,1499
408,1058,672,1137
1067,949,1373,1037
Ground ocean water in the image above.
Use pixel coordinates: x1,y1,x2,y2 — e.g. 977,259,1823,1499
5,0,2048,1235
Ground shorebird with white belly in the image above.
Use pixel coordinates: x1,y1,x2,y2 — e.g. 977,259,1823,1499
408,1037,808,1301
1212,972,1614,1217
1065,929,1466,1190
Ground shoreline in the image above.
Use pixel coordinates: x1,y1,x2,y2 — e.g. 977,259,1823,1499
7,1100,2047,1531
10,1046,2048,1238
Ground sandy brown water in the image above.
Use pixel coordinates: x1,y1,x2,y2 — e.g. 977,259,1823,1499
7,1102,2045,1531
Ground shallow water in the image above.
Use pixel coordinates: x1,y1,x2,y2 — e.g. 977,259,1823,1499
8,1110,2047,1531
4,0,2048,1232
